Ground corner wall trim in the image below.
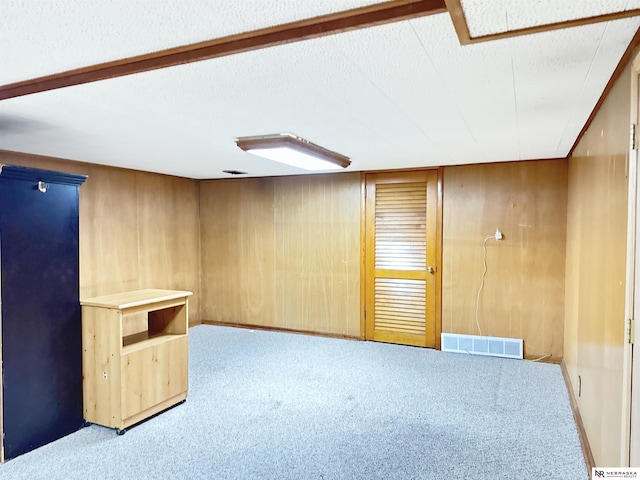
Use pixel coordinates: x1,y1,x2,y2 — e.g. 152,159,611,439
560,359,596,473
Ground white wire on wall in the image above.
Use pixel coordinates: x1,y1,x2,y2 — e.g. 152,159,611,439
474,234,496,337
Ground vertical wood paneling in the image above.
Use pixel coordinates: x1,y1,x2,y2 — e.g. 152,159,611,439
442,160,567,359
274,176,305,331
275,174,360,336
241,179,277,325
565,62,631,467
200,173,360,337
79,167,139,298
135,172,201,324
0,151,201,324
199,180,241,323
199,178,276,326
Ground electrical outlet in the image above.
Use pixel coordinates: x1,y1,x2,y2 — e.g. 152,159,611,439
495,228,503,241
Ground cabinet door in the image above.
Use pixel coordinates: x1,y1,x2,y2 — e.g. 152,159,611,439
121,337,189,421
0,176,83,459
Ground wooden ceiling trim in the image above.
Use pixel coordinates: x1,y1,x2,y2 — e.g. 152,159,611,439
445,1,640,45
0,0,447,101
443,0,471,45
468,9,640,44
568,26,640,158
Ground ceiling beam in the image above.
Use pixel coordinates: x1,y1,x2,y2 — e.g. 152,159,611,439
0,0,446,101
445,0,640,46
443,0,471,45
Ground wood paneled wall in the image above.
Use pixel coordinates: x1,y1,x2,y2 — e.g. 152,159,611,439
0,150,201,325
442,160,568,359
564,63,631,467
199,173,361,337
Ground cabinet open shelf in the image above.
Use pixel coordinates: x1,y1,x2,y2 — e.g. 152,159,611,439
122,332,182,354
121,302,188,352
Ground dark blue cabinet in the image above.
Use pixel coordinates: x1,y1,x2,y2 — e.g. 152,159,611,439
0,165,86,460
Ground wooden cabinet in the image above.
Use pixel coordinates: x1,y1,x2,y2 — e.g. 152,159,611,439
80,289,192,433
0,165,87,461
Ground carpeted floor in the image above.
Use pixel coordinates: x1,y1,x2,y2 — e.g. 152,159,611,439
0,325,588,479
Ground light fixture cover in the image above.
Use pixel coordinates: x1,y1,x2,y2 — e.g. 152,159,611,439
235,133,351,171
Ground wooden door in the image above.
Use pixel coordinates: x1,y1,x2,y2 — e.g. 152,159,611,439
364,170,439,348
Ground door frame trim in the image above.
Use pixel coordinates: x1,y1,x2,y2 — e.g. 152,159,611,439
435,167,443,349
625,50,640,467
360,172,367,341
359,167,443,347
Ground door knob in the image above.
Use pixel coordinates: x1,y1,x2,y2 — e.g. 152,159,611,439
427,266,435,274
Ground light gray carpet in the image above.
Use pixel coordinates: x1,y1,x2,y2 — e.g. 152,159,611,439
0,325,587,479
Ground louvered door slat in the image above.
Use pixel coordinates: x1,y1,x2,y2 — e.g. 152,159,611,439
374,277,426,335
375,182,426,272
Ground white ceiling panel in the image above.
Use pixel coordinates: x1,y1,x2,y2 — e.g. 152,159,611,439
513,19,637,159
411,14,520,162
3,29,452,178
1,4,639,179
0,0,382,84
461,0,640,37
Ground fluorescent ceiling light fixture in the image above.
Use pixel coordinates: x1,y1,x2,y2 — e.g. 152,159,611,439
235,133,351,171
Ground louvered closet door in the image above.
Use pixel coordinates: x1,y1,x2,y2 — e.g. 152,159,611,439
365,171,438,348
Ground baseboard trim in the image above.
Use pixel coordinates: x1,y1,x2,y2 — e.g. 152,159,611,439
523,354,562,364
561,359,595,474
200,320,360,341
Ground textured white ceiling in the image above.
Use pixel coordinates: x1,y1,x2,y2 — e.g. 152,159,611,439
461,0,640,37
0,2,639,179
0,0,382,84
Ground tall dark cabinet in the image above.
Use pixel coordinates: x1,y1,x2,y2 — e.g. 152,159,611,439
0,165,87,460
